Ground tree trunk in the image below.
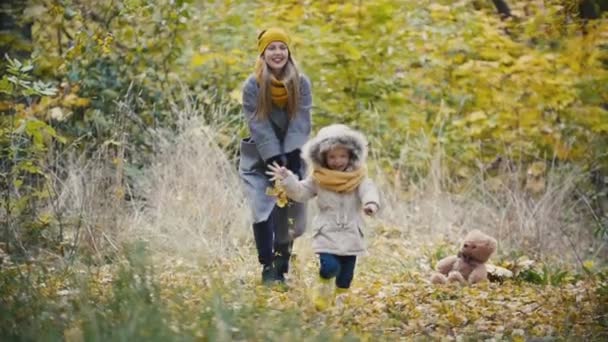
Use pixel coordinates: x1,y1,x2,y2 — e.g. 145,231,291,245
0,0,32,60
579,0,599,20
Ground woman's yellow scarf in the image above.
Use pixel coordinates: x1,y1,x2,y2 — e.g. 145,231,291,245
269,76,287,108
313,167,366,193
255,59,288,108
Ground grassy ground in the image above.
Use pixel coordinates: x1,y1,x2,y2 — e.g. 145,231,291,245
3,235,604,341
145,233,605,341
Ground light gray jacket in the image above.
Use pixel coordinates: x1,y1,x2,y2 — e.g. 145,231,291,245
238,74,311,240
280,124,381,256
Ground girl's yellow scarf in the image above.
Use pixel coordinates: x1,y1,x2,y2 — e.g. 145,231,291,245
255,59,288,108
313,167,366,193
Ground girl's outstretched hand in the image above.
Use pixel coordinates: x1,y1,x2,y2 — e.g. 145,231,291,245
266,162,291,181
363,202,379,216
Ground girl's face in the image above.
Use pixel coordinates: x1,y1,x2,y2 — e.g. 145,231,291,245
326,146,350,171
263,41,289,74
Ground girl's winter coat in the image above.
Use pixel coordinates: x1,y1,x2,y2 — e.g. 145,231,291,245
281,124,380,256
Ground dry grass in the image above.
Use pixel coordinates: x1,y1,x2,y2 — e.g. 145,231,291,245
43,146,130,259
374,132,602,267
121,101,251,264
109,108,604,269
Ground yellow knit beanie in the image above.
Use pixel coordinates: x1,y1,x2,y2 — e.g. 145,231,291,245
257,27,290,55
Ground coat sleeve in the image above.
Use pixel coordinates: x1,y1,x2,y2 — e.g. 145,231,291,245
281,173,317,203
242,76,282,160
357,177,380,208
284,75,312,154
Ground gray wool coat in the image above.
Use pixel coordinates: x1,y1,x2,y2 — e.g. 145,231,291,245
280,124,381,256
238,74,312,241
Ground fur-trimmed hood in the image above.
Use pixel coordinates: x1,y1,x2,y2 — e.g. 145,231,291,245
302,124,368,171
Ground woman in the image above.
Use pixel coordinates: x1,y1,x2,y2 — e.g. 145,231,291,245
238,27,312,284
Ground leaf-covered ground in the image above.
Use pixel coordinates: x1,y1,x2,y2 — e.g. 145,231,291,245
113,235,605,340
3,229,606,341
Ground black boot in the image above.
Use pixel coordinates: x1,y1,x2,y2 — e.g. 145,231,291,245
253,220,278,284
261,263,278,285
274,241,293,282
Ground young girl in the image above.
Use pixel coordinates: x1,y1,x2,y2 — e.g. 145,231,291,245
267,124,380,309
238,27,312,284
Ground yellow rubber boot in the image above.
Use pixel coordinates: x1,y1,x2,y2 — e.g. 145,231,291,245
335,288,348,295
313,277,334,311
334,287,349,307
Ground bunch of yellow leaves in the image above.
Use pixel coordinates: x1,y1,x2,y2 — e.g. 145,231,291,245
266,181,289,208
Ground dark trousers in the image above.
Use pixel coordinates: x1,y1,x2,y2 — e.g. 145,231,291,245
319,253,357,289
252,206,292,273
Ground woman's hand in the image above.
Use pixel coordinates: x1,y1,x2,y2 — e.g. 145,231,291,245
266,162,291,181
285,149,302,179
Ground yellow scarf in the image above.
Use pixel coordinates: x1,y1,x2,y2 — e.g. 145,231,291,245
255,59,288,108
313,167,366,193
270,76,287,108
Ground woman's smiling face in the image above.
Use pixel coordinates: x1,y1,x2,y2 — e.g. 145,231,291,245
263,41,289,74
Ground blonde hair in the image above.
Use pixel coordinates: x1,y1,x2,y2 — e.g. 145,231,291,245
254,55,301,120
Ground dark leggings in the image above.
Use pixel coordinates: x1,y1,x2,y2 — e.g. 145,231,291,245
319,253,357,289
252,206,291,266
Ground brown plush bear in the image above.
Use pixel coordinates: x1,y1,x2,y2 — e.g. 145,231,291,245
431,230,497,285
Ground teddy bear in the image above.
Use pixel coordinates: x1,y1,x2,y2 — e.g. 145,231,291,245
431,230,497,285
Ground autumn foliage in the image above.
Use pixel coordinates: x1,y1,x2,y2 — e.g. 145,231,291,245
1,0,607,340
